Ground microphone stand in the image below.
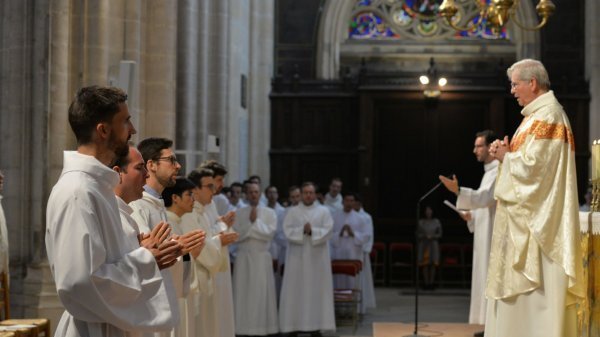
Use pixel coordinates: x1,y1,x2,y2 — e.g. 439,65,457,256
403,181,443,337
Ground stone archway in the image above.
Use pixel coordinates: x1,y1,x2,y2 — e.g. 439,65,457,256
316,0,541,80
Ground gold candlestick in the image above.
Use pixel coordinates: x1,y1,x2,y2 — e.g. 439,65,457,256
592,140,600,212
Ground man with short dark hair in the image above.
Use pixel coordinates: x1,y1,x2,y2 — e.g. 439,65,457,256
330,192,370,290
288,185,301,207
279,182,335,335
228,182,246,209
162,176,206,337
130,137,206,337
266,185,286,272
198,160,237,337
163,177,197,226
181,168,238,337
439,130,499,329
323,178,343,213
353,196,376,313
113,145,181,269
46,86,179,337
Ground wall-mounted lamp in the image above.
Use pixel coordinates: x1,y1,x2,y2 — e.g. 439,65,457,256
419,58,447,98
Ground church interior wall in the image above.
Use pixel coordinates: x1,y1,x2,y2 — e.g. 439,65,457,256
272,0,592,245
0,0,273,320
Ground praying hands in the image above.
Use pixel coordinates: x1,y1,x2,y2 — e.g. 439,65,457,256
489,136,510,162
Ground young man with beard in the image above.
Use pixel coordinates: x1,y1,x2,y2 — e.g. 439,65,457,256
439,130,499,333
46,86,180,337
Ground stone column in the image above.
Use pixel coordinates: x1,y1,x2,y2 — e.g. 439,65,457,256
140,0,177,139
248,0,274,183
225,0,250,181
0,0,51,318
123,0,143,136
175,0,201,171
205,0,230,164
587,0,600,143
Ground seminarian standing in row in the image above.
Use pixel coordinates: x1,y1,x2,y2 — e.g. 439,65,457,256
232,182,279,336
46,86,182,337
279,182,336,335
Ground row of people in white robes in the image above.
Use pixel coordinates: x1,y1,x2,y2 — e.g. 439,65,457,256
328,195,376,314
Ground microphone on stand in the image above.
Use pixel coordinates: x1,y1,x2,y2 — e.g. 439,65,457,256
403,175,450,337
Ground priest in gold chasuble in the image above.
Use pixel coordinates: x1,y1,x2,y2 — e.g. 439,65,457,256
485,59,585,337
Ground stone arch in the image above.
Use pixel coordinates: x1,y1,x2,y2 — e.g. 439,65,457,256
316,0,541,79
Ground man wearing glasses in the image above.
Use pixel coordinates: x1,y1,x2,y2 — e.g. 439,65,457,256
485,59,584,337
130,137,206,337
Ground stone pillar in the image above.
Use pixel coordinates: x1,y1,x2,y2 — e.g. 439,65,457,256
205,0,230,164
140,0,177,139
175,0,202,171
587,0,600,143
123,0,143,136
226,0,250,181
248,0,274,183
176,0,200,150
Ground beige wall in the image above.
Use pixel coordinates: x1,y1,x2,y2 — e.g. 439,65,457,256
0,0,274,325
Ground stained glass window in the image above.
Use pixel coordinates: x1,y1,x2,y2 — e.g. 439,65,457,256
348,0,508,41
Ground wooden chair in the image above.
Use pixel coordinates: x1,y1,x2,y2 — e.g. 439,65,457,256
388,242,414,286
331,259,362,332
370,242,386,285
0,272,50,337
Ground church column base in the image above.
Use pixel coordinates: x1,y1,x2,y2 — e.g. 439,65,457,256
21,259,63,337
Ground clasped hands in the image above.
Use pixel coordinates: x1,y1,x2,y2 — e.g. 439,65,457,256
303,223,312,236
138,221,206,270
340,224,354,237
489,136,510,162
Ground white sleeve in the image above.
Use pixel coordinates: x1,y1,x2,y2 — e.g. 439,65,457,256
310,209,334,246
46,197,176,332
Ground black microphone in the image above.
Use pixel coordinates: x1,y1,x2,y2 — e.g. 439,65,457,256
418,174,452,203
405,173,452,337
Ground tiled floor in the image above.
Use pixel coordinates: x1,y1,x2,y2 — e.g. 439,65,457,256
331,287,471,337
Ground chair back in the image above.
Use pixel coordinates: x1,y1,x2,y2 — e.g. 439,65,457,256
0,272,9,320
331,260,361,277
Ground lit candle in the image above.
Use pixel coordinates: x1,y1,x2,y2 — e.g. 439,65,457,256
592,140,600,181
592,140,596,180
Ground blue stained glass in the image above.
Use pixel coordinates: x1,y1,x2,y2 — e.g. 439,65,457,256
455,15,508,40
403,0,443,18
349,12,400,39
349,0,508,40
